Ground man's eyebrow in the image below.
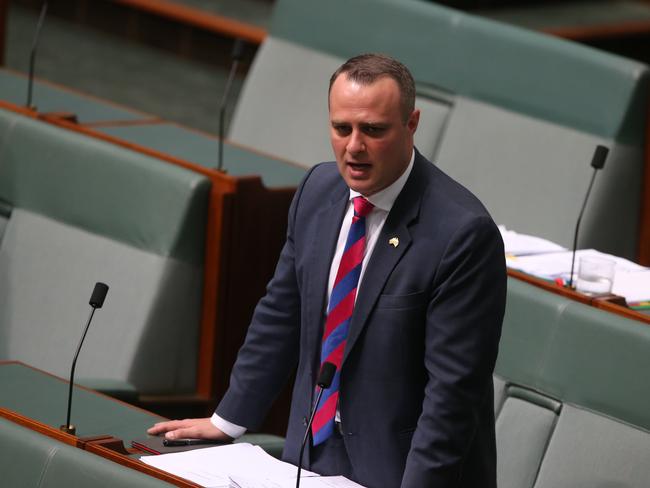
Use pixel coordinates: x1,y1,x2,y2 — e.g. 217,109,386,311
360,122,389,127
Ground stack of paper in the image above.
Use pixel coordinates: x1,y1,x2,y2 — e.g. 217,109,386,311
505,248,650,305
230,474,365,487
141,443,365,488
506,249,645,281
498,226,566,256
612,269,650,306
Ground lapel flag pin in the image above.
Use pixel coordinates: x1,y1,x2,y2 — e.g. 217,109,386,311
389,237,399,248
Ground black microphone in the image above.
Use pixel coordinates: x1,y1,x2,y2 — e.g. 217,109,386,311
60,282,109,435
26,1,49,109
567,145,609,289
296,362,337,488
217,38,246,172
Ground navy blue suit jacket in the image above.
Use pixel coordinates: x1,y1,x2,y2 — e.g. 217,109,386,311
217,150,506,487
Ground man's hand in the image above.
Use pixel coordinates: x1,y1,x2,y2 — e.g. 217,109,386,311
147,418,233,441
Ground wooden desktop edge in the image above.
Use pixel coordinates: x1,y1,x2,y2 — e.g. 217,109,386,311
111,0,267,45
0,406,201,487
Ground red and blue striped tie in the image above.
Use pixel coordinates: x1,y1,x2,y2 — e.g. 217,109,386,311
312,196,374,445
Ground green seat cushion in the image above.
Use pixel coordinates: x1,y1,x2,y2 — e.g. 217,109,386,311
535,404,650,488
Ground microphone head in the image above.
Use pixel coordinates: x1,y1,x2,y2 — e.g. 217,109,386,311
89,282,109,309
591,145,608,170
317,362,337,389
231,39,246,61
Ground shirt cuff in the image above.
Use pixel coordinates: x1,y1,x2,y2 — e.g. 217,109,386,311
210,413,247,439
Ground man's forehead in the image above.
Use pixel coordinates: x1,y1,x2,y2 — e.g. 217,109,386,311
331,73,399,93
329,76,401,112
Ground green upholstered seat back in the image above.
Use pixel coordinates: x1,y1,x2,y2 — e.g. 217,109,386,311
0,417,174,488
0,109,209,265
498,277,650,430
495,278,650,487
0,109,210,395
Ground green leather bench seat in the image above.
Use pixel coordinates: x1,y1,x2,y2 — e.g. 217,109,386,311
0,107,210,397
494,277,650,487
231,0,649,259
0,417,175,488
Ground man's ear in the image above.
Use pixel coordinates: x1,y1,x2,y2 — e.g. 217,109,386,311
407,109,420,134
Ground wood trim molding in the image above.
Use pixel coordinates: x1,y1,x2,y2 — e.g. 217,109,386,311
0,406,200,487
111,0,267,45
0,0,7,66
0,407,80,447
639,94,650,265
543,20,650,41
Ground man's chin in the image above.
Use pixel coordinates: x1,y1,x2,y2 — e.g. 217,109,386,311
347,182,376,197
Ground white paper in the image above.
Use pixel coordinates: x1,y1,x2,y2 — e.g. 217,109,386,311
229,475,366,488
506,249,646,282
498,225,566,256
612,269,650,303
140,443,318,488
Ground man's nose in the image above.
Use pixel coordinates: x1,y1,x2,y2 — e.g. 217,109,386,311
346,130,365,155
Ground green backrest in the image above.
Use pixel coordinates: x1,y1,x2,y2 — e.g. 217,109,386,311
0,109,210,395
495,278,568,388
542,300,650,430
496,279,650,487
0,417,175,488
498,277,650,430
0,109,209,265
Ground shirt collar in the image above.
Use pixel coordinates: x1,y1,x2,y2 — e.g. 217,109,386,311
349,149,415,212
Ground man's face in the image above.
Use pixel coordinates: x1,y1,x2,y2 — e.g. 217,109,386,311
329,74,420,196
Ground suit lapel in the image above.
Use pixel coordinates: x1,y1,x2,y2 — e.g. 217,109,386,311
343,155,427,363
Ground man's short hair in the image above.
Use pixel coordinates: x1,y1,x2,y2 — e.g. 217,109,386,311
329,53,416,123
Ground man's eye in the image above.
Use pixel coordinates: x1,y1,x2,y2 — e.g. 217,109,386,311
363,126,386,136
334,126,351,136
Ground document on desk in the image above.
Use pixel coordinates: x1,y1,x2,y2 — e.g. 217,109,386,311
506,249,646,281
229,474,366,487
141,443,319,488
498,225,566,256
612,269,650,304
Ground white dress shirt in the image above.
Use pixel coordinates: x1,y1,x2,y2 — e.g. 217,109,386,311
212,151,415,438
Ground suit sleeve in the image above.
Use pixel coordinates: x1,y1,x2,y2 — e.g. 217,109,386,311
215,167,315,430
401,215,506,487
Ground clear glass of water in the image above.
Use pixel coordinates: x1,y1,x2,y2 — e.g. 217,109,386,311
576,256,616,295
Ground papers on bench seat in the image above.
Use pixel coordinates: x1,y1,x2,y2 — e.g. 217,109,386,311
141,443,364,488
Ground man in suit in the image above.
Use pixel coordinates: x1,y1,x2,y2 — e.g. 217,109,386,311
150,54,506,487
